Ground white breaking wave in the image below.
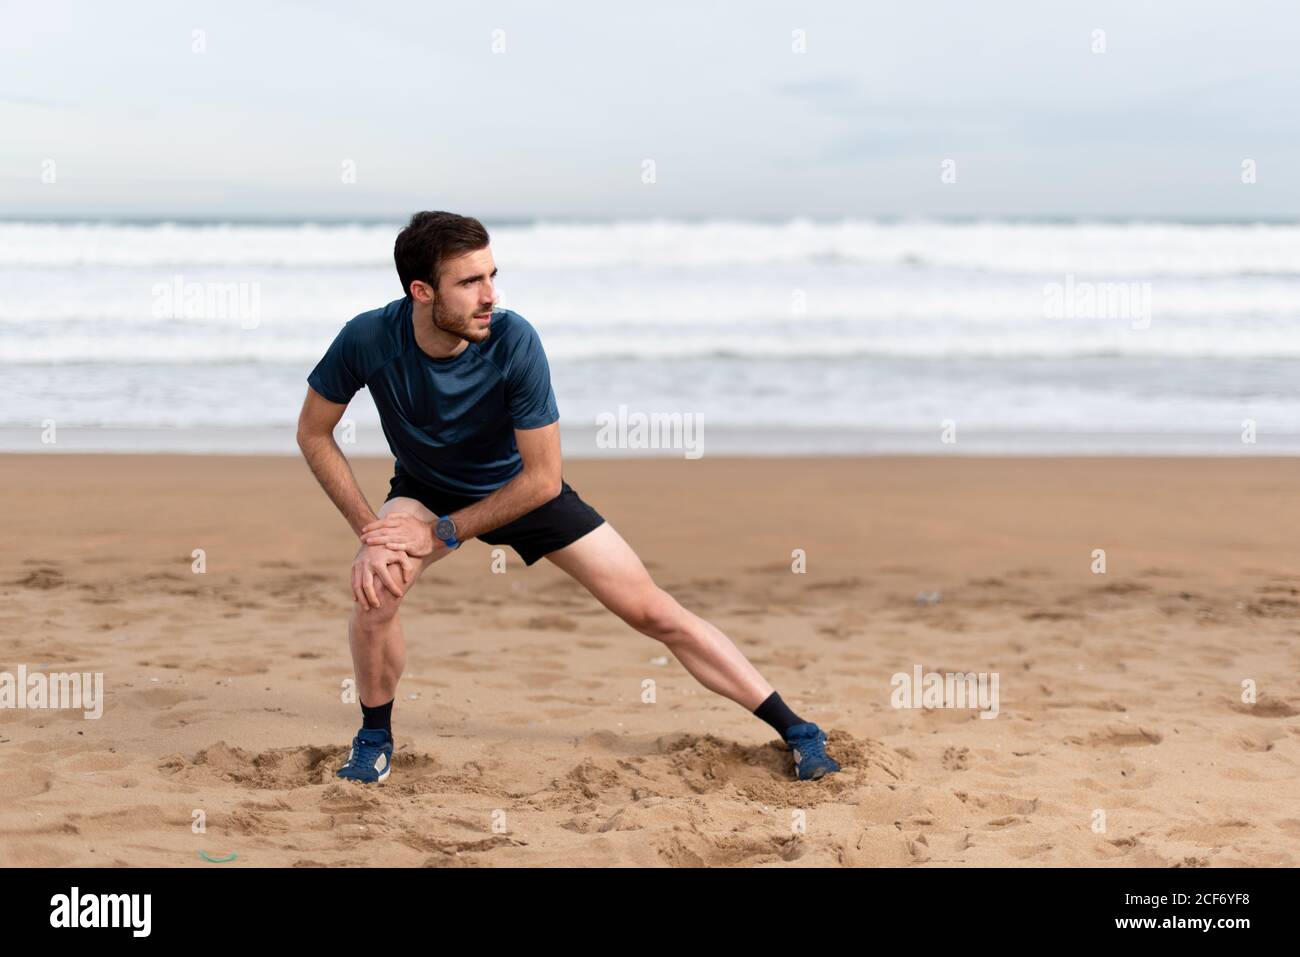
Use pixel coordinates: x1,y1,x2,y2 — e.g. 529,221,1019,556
4,326,1300,363
4,218,1300,275
2,277,1299,327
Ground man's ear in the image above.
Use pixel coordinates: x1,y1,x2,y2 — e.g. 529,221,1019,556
410,279,436,304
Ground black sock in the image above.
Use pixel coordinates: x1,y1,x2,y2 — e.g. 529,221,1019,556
753,691,806,741
360,697,394,735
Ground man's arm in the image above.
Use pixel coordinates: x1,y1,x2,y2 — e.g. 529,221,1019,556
450,421,562,539
296,386,381,536
359,421,562,555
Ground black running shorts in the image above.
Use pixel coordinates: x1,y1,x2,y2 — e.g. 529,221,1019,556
384,472,606,566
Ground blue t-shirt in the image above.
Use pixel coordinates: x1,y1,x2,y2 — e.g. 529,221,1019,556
307,296,559,496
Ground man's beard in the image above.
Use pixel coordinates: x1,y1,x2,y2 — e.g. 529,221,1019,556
432,302,491,343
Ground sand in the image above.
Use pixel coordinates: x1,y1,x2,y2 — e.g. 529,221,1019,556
0,453,1296,867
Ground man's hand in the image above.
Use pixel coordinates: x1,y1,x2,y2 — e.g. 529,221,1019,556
351,543,416,609
360,513,441,558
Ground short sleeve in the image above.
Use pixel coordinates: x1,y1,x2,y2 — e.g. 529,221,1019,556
307,318,367,404
506,319,560,429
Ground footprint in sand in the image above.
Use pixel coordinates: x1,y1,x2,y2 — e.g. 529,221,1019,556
1228,697,1298,718
1163,819,1251,847
942,746,970,771
954,791,1039,818
1234,730,1282,751
1064,726,1163,748
1091,581,1152,596
159,741,342,789
1023,610,1083,622
12,567,65,589
655,831,807,867
0,765,54,800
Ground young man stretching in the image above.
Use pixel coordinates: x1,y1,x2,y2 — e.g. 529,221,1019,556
296,211,840,784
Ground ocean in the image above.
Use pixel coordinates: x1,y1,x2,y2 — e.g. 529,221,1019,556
2,218,1298,455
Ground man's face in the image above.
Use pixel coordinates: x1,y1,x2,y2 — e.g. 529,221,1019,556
431,246,498,343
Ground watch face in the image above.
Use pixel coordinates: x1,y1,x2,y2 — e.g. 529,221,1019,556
435,518,456,540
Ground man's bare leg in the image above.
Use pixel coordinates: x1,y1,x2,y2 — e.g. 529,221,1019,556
545,521,842,779
349,496,450,705
544,522,774,709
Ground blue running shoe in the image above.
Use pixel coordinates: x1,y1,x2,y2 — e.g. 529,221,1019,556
337,727,393,783
785,722,840,781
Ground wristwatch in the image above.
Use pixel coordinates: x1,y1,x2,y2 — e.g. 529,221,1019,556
434,515,460,549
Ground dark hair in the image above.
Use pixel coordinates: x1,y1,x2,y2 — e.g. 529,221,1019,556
393,211,490,298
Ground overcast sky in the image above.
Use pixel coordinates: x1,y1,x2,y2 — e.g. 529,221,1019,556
3,0,1298,220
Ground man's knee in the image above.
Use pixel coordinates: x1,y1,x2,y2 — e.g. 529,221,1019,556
623,587,686,642
351,585,406,632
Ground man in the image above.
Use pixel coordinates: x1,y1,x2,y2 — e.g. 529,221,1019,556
296,211,840,784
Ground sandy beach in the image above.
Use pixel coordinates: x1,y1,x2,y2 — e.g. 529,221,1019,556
0,453,1296,867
